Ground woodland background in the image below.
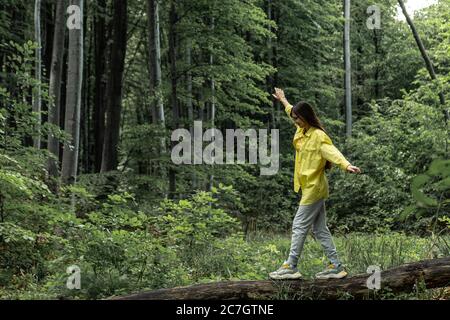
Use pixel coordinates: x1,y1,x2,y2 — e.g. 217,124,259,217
0,0,449,299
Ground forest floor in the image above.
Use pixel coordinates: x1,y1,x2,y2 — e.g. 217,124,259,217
1,232,449,300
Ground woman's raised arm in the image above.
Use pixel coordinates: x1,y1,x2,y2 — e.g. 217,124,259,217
272,87,299,128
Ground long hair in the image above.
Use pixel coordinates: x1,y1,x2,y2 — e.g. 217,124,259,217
291,101,332,170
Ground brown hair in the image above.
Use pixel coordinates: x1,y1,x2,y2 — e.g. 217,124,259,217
291,101,332,170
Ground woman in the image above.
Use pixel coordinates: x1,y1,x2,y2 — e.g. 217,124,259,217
269,87,361,280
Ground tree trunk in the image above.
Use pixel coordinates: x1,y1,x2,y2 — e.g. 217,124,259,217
207,16,215,192
42,1,54,87
344,0,352,137
186,43,193,134
61,0,84,186
111,257,450,300
168,0,178,198
33,0,42,149
147,0,166,131
47,0,67,179
186,41,196,189
373,29,381,100
398,0,445,106
93,0,107,173
148,0,167,193
100,0,128,172
81,2,92,173
266,0,276,129
272,2,280,125
398,0,448,154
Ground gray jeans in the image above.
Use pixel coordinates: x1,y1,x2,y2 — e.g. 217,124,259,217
286,198,340,267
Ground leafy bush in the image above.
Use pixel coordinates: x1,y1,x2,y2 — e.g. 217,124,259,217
326,98,447,233
401,158,450,233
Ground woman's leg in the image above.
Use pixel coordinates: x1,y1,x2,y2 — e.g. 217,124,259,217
286,199,325,267
311,200,340,266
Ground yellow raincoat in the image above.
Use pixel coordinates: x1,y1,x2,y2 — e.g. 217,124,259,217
285,103,351,205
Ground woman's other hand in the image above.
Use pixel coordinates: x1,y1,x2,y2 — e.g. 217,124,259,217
346,165,361,174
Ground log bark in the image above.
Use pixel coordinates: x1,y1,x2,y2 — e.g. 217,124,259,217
110,257,450,300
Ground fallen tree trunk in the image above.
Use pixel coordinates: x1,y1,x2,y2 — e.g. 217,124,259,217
111,257,450,300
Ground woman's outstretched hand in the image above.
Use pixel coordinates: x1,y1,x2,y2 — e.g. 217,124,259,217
346,165,362,174
272,87,286,102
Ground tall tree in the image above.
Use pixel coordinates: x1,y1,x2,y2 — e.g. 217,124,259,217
93,0,107,172
398,0,446,108
101,0,128,172
147,0,167,194
47,0,67,179
33,0,42,149
186,40,196,189
168,0,179,198
344,0,352,137
266,0,276,128
147,0,165,133
61,0,84,185
398,0,448,154
207,16,215,192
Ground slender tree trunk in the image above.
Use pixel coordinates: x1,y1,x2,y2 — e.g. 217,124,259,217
355,45,364,115
93,0,107,173
61,0,84,185
168,1,178,198
41,1,54,145
344,0,352,137
186,44,193,133
101,0,128,172
207,17,215,192
81,2,92,173
186,41,196,189
147,0,167,193
33,0,42,149
47,0,67,179
373,29,381,100
398,0,448,155
273,2,280,125
398,0,445,106
147,0,166,130
43,1,54,86
266,0,276,129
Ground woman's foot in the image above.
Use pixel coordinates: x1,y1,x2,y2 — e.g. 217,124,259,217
315,263,348,279
269,262,303,280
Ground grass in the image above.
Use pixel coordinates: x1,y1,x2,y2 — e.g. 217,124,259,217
1,231,449,300
241,231,450,299
245,230,449,274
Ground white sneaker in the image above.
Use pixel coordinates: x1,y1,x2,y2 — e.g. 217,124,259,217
315,263,348,279
269,262,302,280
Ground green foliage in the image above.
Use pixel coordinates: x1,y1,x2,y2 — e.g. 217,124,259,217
326,96,447,233
401,158,450,231
1,0,450,301
155,188,240,252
